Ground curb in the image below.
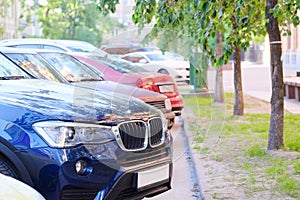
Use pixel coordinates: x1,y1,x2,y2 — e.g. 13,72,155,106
180,110,206,200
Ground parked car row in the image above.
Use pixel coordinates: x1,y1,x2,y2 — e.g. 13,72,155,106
0,39,176,199
100,44,190,84
0,39,184,116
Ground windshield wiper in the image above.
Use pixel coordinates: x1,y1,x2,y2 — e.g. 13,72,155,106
0,76,25,80
79,78,102,82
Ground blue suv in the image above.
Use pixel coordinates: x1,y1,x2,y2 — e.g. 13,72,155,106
0,52,173,200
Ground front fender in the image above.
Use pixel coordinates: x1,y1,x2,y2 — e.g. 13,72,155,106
0,138,33,186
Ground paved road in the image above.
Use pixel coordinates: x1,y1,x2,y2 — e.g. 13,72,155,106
148,116,205,200
208,64,300,113
222,64,271,100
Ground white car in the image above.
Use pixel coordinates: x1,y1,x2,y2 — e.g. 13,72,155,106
0,173,45,200
0,38,107,56
121,51,190,84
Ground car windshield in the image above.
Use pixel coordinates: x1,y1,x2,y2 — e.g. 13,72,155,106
4,53,66,83
88,55,149,73
145,53,167,61
0,53,31,79
165,52,185,60
39,52,102,82
64,42,107,56
66,43,97,52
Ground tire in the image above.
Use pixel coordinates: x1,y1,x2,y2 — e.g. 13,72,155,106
158,69,169,74
0,155,19,179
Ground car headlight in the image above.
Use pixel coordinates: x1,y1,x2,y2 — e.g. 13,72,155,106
165,99,172,111
33,121,115,148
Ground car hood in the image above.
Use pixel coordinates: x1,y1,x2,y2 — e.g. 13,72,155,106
72,80,167,103
0,79,161,126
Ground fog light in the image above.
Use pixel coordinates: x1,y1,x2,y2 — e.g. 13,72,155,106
75,159,92,175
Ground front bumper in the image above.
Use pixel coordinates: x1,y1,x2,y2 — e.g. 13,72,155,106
164,110,175,129
95,163,173,200
167,95,184,116
20,139,173,200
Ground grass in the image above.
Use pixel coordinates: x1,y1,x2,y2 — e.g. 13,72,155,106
293,161,300,175
246,145,267,157
184,93,300,199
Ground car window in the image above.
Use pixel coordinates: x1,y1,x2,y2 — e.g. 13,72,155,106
0,53,31,78
66,45,107,57
145,53,166,61
122,54,146,63
14,44,42,49
43,45,67,51
88,55,149,73
39,52,102,82
5,53,64,82
66,43,97,52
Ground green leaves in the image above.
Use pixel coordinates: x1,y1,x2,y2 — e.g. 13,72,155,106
292,16,300,27
96,0,119,15
94,0,268,67
272,0,300,33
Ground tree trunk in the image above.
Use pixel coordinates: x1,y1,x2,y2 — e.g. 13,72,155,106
233,42,244,115
266,0,284,150
214,31,224,103
214,67,224,103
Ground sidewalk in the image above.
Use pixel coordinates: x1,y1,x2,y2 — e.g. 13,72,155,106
244,90,300,114
180,84,300,114
207,65,300,114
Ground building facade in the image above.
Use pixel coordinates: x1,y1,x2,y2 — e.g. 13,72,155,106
0,0,22,39
282,25,300,76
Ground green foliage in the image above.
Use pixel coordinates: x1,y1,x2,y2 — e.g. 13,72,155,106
185,94,300,153
20,0,122,45
264,114,300,152
183,96,213,118
284,115,300,151
276,175,300,198
246,145,267,157
293,161,300,175
272,0,300,35
0,0,13,38
134,0,267,67
265,163,286,177
186,94,300,198
96,0,119,15
95,0,300,65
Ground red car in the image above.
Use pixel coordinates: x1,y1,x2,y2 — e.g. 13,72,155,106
72,53,184,116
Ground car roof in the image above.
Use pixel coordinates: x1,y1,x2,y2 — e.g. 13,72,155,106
31,48,64,53
0,39,108,57
52,39,93,45
101,44,160,53
125,51,163,56
0,38,71,51
0,46,38,54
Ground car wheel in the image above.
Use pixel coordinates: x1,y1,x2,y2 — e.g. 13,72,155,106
0,155,19,178
158,69,169,74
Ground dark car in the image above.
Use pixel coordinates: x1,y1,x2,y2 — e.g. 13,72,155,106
1,47,175,129
0,52,173,199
